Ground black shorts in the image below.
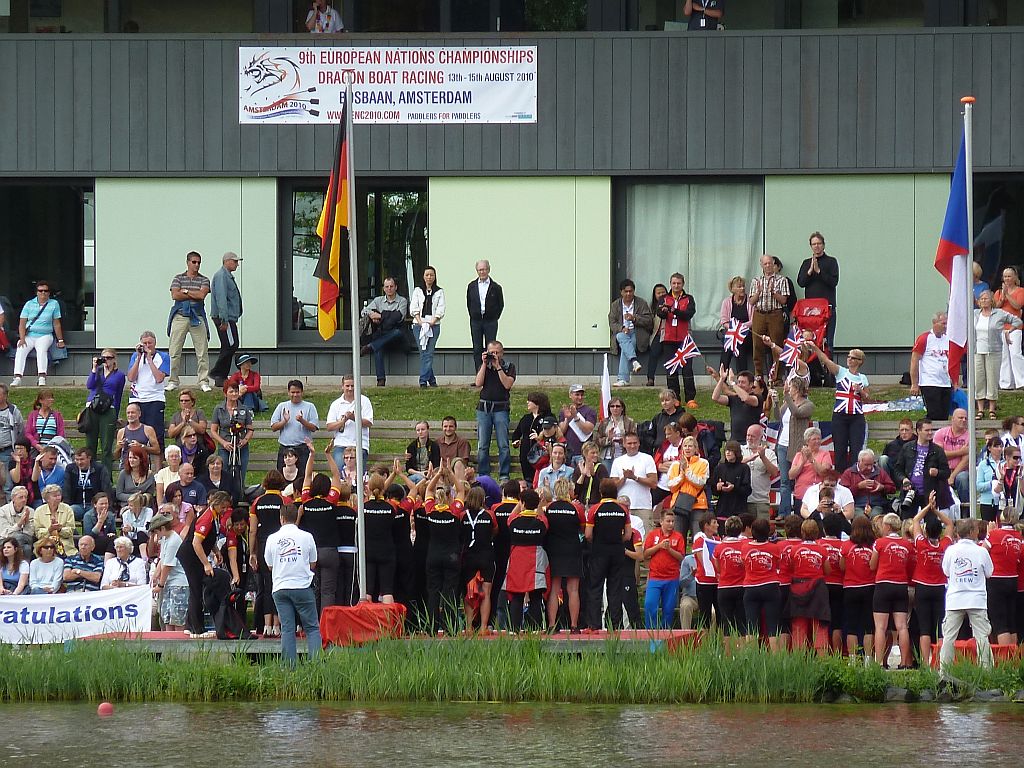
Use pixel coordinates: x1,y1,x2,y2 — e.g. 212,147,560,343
827,583,844,631
548,552,582,579
843,585,874,637
779,584,791,632
463,552,496,584
717,586,747,635
872,582,909,615
913,583,946,639
988,577,1017,636
743,583,782,636
366,553,396,598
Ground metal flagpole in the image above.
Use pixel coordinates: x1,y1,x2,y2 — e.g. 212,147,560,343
963,95,978,520
343,74,368,596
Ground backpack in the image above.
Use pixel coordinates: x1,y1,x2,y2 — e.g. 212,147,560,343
215,588,252,640
636,419,658,456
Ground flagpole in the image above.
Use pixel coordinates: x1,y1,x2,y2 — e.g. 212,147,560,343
343,74,368,597
963,95,977,520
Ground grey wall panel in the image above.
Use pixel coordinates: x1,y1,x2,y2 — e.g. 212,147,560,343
779,36,800,171
798,37,819,169
165,41,186,171
592,37,614,170
574,38,596,171
760,37,783,171
646,37,668,172
892,39,914,169
109,41,131,172
53,43,74,172
855,36,876,169
2,30,1023,177
817,36,839,169
835,36,857,170
989,34,1011,169
33,42,55,172
628,37,650,171
127,41,148,172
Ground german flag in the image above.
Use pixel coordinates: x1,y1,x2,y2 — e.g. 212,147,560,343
314,103,350,341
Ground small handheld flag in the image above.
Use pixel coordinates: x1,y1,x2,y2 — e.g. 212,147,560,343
723,319,751,358
599,353,612,421
664,336,700,374
778,328,803,367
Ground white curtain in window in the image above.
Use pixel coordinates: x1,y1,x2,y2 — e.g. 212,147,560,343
624,182,764,331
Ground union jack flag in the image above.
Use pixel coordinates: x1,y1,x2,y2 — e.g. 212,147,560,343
723,318,750,357
833,379,863,415
664,335,700,374
778,328,803,367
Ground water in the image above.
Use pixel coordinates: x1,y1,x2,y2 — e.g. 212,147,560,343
7,701,1024,767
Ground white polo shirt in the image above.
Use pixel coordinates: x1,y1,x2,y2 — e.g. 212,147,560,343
264,523,317,592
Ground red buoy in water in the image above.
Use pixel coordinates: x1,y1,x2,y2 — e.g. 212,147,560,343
97,701,114,717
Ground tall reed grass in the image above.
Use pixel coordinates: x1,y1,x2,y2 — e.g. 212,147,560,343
0,637,1017,704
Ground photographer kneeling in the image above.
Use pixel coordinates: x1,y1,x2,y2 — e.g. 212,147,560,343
210,382,254,488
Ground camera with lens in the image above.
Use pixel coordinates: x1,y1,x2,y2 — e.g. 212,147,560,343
229,409,249,438
94,352,106,366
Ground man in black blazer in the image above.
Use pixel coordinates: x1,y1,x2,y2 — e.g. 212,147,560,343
467,260,504,364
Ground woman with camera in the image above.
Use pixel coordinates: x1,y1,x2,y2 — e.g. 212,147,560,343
211,382,254,485
84,349,125,472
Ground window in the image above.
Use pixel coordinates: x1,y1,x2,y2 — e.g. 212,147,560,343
281,179,428,341
615,179,764,335
0,182,94,345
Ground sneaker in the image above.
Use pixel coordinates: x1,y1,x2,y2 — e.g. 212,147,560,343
686,400,699,409
165,381,178,392
9,376,21,387
613,379,628,387
631,359,643,374
37,376,46,386
200,382,212,393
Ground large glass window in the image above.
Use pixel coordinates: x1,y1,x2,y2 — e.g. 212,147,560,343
0,182,94,345
282,180,428,341
615,180,764,334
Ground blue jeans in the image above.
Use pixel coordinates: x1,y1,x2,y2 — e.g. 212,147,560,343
953,470,970,506
218,445,250,485
476,407,511,480
644,578,680,630
776,444,792,518
71,503,92,524
616,331,638,383
413,324,440,386
272,586,322,664
368,328,405,382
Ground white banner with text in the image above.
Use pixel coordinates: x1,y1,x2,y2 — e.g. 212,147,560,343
238,46,537,125
0,586,152,644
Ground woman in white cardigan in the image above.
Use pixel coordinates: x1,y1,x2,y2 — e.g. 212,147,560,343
409,265,446,388
976,289,1022,418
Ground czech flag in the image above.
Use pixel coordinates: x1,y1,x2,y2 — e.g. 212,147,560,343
934,130,969,382
314,102,351,341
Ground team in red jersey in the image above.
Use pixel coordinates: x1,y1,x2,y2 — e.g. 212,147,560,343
986,509,1024,644
785,519,832,653
870,512,914,668
909,501,954,665
741,519,783,650
691,513,720,629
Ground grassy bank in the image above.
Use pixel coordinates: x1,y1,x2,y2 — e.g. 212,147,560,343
2,638,1022,704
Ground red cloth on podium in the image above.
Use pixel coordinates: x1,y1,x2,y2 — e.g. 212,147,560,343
929,639,1020,668
320,603,407,647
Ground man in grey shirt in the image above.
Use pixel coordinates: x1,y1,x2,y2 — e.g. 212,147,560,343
0,383,24,467
210,251,243,387
358,277,409,387
270,379,319,471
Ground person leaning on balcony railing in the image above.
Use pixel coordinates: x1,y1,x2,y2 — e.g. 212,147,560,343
684,0,724,30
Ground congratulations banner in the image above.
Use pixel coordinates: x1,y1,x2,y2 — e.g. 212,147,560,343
0,586,152,644
238,46,537,125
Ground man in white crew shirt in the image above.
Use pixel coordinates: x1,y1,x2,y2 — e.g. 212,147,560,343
127,330,170,451
611,431,659,534
325,374,373,467
939,518,994,679
800,471,855,520
909,311,954,422
264,503,320,663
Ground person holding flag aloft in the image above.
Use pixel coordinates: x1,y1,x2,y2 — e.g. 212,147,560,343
719,276,753,375
806,340,869,473
656,273,698,408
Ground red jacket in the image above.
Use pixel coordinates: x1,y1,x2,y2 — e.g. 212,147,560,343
658,292,695,344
